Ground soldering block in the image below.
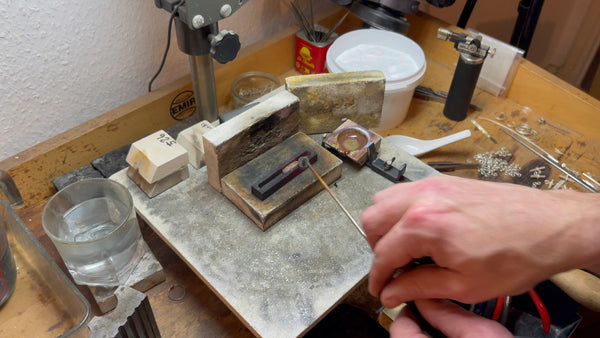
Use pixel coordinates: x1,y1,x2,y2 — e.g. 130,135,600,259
222,132,342,231
203,90,300,192
176,120,215,169
126,130,188,184
285,70,385,134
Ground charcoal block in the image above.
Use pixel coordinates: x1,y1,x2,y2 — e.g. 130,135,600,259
52,165,104,191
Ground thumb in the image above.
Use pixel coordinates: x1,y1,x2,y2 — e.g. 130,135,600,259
379,266,470,309
391,299,512,338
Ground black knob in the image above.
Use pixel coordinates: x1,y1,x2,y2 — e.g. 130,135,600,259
210,30,241,64
330,0,352,5
427,0,456,7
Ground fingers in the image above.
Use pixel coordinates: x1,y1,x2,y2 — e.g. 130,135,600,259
367,201,441,298
371,180,415,203
377,266,467,308
362,176,448,249
389,305,426,337
367,222,419,297
361,183,414,249
392,299,512,338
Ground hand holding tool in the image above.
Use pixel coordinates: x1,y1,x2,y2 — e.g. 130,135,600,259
300,155,444,336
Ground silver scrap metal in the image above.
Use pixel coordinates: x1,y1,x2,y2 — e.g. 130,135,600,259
473,148,522,178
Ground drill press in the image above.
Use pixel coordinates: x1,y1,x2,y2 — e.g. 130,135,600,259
154,0,248,122
330,0,455,33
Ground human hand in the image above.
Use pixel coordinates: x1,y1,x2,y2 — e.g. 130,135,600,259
361,175,600,308
391,299,511,338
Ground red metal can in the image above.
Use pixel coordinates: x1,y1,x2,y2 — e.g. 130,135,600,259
295,26,337,74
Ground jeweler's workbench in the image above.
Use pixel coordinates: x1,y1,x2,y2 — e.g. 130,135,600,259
2,9,600,337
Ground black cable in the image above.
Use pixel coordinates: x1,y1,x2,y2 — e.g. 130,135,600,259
510,0,544,57
148,1,185,92
457,0,478,28
406,301,445,338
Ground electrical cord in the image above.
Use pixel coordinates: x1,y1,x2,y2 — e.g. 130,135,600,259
528,289,551,334
491,296,504,321
475,291,549,334
148,1,186,92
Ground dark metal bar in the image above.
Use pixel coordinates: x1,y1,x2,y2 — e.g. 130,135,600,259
510,0,545,57
457,0,478,28
251,149,317,200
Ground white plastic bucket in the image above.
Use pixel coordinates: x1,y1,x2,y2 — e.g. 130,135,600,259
326,29,426,130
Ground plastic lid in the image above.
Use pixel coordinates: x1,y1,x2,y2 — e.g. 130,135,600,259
326,29,426,91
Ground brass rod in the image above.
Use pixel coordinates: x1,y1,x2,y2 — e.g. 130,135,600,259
471,119,497,144
303,160,367,238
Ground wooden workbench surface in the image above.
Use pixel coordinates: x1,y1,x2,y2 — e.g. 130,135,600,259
2,9,599,336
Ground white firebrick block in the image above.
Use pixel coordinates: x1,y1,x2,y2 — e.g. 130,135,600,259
176,120,215,169
126,130,188,184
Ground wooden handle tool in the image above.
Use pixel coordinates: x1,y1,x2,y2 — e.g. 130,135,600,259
550,269,600,312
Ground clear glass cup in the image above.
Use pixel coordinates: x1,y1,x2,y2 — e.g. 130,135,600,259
42,178,144,286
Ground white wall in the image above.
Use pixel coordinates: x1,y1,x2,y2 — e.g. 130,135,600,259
0,0,336,162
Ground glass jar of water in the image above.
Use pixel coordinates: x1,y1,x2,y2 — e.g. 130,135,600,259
42,179,144,286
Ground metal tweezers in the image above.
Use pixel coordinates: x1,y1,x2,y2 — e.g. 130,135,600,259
414,86,482,111
427,161,479,172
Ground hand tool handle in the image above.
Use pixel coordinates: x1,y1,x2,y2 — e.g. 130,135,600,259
550,269,600,312
427,162,459,172
443,53,484,121
427,162,479,172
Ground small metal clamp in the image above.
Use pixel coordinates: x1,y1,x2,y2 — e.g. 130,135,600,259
365,143,407,183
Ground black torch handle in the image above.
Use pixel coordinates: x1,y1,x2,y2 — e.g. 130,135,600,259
443,53,483,121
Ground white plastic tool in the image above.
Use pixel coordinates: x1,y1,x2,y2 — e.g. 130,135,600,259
385,129,472,156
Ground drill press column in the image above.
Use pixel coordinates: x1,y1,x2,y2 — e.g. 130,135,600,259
173,20,220,122
156,1,244,121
